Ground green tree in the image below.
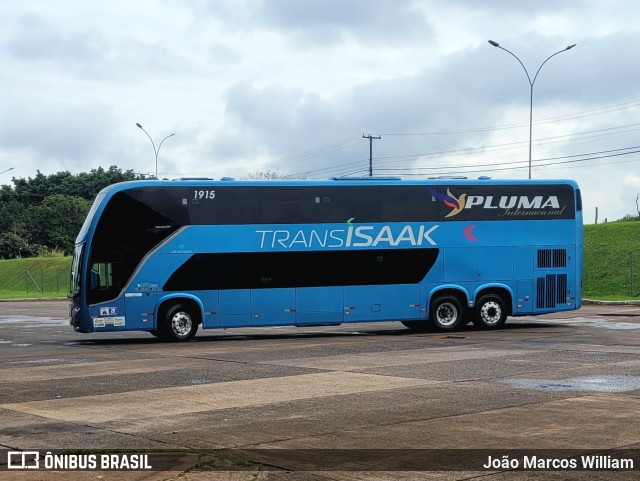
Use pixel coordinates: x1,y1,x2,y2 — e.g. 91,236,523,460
0,184,17,202
0,166,137,259
0,200,27,237
10,166,136,203
72,166,137,199
26,194,91,254
0,232,47,259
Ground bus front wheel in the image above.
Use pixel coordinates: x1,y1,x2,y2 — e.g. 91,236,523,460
161,304,199,341
473,295,507,329
430,296,463,331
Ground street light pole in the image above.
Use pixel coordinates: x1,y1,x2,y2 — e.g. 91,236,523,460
135,123,175,179
0,167,15,176
488,40,576,179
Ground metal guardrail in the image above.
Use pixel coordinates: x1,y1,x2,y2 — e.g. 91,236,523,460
631,251,639,297
0,269,67,294
582,250,640,299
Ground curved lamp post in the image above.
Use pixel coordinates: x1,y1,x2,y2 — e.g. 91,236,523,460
488,40,576,179
135,123,175,179
0,167,15,176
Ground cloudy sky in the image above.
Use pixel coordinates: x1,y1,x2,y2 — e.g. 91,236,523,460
1,0,640,223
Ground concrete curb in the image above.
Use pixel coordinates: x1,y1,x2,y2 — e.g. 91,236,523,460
0,297,66,302
582,298,640,306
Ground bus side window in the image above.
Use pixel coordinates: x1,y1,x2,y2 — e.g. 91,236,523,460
91,262,112,290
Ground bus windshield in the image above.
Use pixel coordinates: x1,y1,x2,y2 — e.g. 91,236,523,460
68,243,84,298
76,189,109,242
85,189,182,304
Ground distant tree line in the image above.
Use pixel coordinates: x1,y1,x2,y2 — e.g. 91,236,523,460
0,166,137,259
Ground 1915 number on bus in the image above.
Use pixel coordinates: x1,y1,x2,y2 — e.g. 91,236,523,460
194,190,215,200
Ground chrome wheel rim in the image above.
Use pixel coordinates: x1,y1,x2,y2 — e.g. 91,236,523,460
436,302,458,327
171,311,193,337
480,301,502,325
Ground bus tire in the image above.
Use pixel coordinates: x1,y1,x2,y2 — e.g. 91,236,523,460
430,296,463,331
473,295,507,329
161,304,198,341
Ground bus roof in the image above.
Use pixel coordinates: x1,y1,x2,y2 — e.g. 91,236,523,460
76,177,580,244
97,177,580,193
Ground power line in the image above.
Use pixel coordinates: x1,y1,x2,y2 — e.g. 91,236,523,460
166,98,640,179
289,158,370,178
247,136,365,172
267,136,363,163
366,122,640,167
228,99,640,176
374,147,640,177
379,99,640,137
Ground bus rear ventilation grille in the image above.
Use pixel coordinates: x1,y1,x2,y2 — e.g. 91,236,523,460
537,248,567,268
536,274,568,309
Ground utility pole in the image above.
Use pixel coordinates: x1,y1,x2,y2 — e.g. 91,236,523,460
362,134,381,177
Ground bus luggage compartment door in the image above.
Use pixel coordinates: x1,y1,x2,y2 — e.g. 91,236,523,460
344,284,421,322
219,290,251,328
295,287,343,325
251,288,296,326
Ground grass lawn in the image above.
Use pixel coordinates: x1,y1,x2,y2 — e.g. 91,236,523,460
0,256,71,299
583,222,640,299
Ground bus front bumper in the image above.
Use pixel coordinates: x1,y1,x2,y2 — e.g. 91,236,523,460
69,300,91,333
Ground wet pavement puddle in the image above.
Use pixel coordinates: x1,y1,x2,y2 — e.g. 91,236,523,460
501,374,640,392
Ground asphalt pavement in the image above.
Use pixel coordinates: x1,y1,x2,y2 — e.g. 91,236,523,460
1,299,640,480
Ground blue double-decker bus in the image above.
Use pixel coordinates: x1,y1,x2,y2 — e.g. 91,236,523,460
69,177,582,341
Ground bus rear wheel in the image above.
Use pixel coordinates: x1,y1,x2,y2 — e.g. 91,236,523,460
430,296,463,331
473,295,507,329
161,304,199,341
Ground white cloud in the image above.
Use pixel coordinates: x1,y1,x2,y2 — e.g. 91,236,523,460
1,0,640,222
